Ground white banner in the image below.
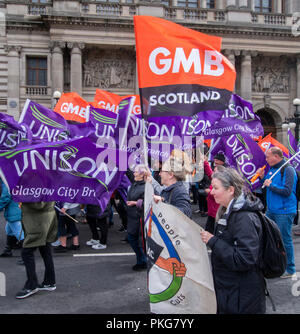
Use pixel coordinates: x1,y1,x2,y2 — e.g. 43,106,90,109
144,182,216,314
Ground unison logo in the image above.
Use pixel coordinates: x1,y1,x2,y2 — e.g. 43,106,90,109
0,272,5,296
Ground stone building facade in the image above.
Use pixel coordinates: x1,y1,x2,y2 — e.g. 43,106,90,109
1,0,300,143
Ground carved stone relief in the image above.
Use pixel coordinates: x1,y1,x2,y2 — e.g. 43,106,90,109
252,56,290,93
82,48,135,89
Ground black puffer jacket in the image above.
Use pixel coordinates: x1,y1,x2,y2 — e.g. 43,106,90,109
127,180,145,236
207,194,266,314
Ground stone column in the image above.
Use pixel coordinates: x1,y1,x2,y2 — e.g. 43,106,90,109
50,41,65,96
240,50,253,101
226,0,236,8
5,45,21,118
238,0,248,8
201,0,207,8
67,42,85,95
224,49,240,92
275,0,282,13
249,0,255,11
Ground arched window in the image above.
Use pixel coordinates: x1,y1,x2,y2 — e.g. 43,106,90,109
255,0,273,13
256,108,277,138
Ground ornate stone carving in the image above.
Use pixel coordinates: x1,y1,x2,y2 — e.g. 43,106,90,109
252,55,290,93
82,48,135,89
49,41,66,52
4,45,22,55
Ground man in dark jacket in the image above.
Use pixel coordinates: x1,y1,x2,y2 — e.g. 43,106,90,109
258,146,297,278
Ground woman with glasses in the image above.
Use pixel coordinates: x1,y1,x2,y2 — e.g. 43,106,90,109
200,167,266,314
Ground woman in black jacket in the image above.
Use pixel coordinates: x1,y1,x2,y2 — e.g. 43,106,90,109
200,168,266,314
126,165,149,271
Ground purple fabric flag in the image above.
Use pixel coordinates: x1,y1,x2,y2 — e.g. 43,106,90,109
287,128,297,155
115,174,131,203
0,137,125,211
68,120,96,140
210,133,266,190
19,99,70,143
89,106,118,139
202,94,264,139
287,128,300,171
0,113,32,150
117,94,263,160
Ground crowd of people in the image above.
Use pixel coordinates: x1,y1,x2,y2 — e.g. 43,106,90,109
0,145,299,313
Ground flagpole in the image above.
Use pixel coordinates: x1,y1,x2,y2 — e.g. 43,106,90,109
139,94,148,167
142,118,148,166
262,150,300,188
54,205,80,224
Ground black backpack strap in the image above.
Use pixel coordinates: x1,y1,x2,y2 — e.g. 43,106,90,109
263,278,276,312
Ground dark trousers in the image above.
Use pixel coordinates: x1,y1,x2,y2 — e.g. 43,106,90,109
112,199,127,229
87,217,108,245
22,243,55,290
191,184,198,204
198,194,208,212
127,233,147,265
58,215,79,237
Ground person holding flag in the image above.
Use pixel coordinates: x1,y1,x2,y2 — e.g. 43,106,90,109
257,146,297,279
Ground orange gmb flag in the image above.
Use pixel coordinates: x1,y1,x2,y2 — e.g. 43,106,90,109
54,92,90,123
258,133,289,157
134,16,236,117
92,89,141,115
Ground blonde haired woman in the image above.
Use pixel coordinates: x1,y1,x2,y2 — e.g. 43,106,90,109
153,156,192,218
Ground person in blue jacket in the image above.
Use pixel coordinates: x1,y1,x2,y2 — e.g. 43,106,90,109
258,146,297,278
0,179,24,257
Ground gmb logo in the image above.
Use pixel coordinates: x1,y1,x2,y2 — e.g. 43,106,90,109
292,12,300,37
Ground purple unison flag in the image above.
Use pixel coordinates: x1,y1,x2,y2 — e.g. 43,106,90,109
89,106,118,139
0,113,32,150
19,99,70,143
116,97,205,165
68,120,96,140
210,133,266,190
115,174,131,203
287,128,300,171
117,94,263,165
133,93,263,141
287,128,297,155
0,137,125,211
203,94,264,139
